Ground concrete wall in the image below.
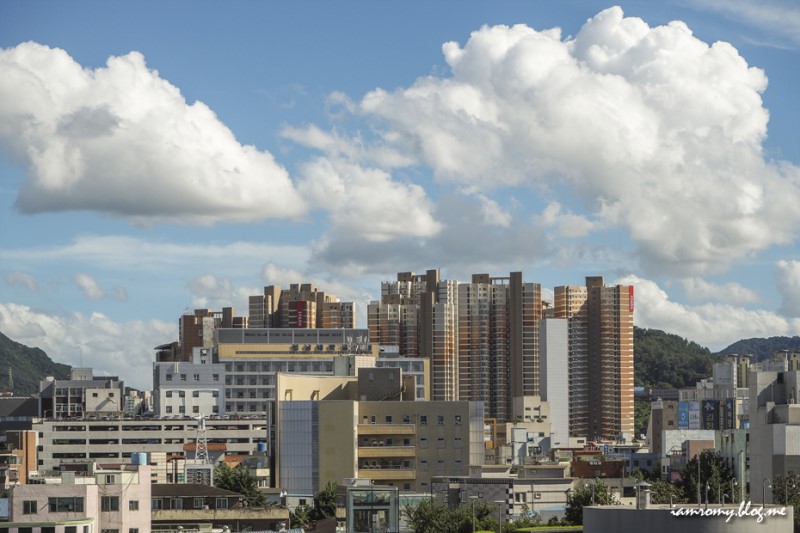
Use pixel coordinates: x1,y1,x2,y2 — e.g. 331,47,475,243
584,505,793,533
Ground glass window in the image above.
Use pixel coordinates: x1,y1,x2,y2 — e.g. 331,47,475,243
420,415,427,426
152,499,163,510
166,374,172,382
101,496,120,512
194,498,204,509
437,415,444,426
216,498,228,509
23,500,37,514
454,415,462,425
129,500,139,511
49,497,84,513
171,498,182,510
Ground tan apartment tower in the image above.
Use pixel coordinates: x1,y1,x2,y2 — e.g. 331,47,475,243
554,277,634,441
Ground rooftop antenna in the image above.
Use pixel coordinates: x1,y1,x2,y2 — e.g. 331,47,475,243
194,414,209,464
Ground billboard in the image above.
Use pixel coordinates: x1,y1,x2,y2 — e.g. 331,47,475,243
688,401,700,430
702,400,720,430
725,398,735,430
678,402,689,429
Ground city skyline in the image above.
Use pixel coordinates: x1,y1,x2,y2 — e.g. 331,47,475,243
1,1,799,389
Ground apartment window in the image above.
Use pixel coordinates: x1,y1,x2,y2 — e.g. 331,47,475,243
193,406,199,414
212,374,220,382
152,499,163,510
420,415,427,426
437,460,445,471
454,415,462,425
170,498,183,510
420,460,429,471
193,391,200,398
403,415,410,424
23,500,37,514
178,391,186,398
166,406,173,414
194,498,204,509
166,374,173,382
129,500,139,511
101,496,120,512
385,415,392,424
420,437,428,448
49,497,84,513
166,391,173,398
180,374,187,381
216,498,228,509
454,437,463,448
437,437,445,449
129,529,139,533
194,374,200,381
42,528,55,533
92,392,98,398
65,528,77,533
19,528,32,533
179,406,185,414
437,415,444,426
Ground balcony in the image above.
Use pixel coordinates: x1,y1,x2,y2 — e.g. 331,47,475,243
359,446,416,458
358,424,416,436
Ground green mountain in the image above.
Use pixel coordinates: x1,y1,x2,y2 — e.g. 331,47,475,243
716,336,800,362
634,326,717,390
0,331,71,396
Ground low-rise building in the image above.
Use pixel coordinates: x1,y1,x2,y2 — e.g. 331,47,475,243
7,461,151,533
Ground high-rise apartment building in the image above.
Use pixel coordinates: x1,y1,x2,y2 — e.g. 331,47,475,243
554,277,634,441
248,283,355,329
369,270,542,422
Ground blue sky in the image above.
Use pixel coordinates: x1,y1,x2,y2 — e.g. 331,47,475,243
1,1,799,389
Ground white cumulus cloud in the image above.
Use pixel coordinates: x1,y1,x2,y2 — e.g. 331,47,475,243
618,274,800,350
349,7,800,275
0,302,173,390
0,42,305,224
680,278,760,305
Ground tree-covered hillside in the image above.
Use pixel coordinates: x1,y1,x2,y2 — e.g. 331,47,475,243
634,326,717,389
0,331,71,395
716,336,800,362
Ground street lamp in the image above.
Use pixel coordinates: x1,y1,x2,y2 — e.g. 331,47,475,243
731,479,738,504
763,478,772,505
493,500,505,533
469,495,479,533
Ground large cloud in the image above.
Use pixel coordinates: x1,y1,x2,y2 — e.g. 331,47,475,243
776,260,800,317
350,7,800,275
619,275,800,350
0,303,173,390
0,42,305,224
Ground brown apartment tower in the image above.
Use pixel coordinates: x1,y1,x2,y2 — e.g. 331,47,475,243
554,276,634,441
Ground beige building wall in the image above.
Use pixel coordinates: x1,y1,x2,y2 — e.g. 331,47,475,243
319,401,359,491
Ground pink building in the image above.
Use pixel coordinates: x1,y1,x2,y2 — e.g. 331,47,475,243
6,462,151,533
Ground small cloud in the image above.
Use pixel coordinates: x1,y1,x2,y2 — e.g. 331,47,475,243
5,271,38,291
680,278,760,306
112,286,128,302
73,273,105,300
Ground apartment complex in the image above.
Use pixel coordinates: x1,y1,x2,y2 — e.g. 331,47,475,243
248,283,355,329
368,270,542,422
554,276,634,441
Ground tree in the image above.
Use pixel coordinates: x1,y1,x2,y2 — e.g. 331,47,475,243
213,463,266,507
508,503,541,530
649,480,687,505
402,498,497,533
679,450,735,504
564,479,620,525
311,481,337,521
770,472,800,532
290,504,313,529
